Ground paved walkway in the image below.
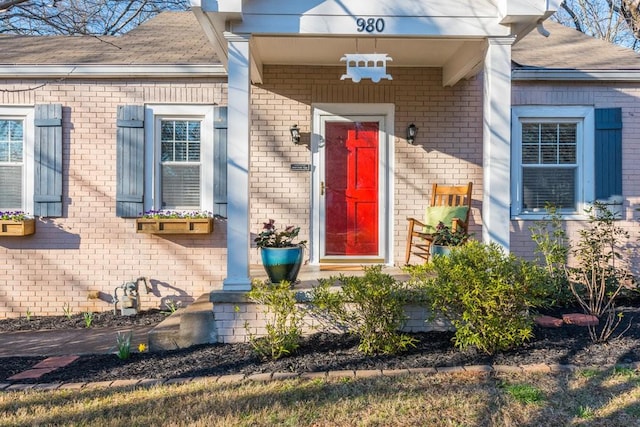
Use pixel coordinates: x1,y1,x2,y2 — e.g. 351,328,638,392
0,326,154,357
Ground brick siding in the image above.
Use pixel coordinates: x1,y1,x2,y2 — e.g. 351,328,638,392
2,70,639,318
0,78,228,318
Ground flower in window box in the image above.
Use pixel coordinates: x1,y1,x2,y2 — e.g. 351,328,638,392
0,211,35,236
136,210,214,234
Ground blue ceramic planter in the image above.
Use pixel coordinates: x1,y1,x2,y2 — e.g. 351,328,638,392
260,246,304,284
430,244,452,258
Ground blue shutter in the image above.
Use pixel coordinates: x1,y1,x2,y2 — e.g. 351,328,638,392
595,108,622,199
116,105,144,217
34,104,63,217
214,106,228,217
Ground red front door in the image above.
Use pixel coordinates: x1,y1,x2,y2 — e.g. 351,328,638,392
324,121,379,256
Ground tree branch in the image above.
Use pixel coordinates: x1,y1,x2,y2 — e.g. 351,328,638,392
561,1,584,32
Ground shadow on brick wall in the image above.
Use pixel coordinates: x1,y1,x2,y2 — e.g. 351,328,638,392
0,218,80,250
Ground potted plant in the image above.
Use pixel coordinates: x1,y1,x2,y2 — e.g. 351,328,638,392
255,219,307,284
136,210,213,234
0,211,35,236
430,221,469,257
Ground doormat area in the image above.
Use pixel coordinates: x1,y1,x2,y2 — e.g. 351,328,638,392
319,265,365,271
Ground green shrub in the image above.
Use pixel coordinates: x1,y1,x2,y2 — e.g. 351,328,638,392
246,280,304,360
309,265,418,355
565,203,633,342
529,203,575,307
116,331,132,360
411,241,547,354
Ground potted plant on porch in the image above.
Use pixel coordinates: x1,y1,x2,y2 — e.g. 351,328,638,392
255,219,307,284
430,221,469,258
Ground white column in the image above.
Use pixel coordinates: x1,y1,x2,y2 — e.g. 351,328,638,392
223,33,252,291
482,37,515,250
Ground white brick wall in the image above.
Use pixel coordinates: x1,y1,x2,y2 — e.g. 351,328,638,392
0,78,228,318
212,301,451,344
251,66,485,267
3,69,639,318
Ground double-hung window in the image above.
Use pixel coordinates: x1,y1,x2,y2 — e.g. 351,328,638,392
160,119,201,209
511,106,594,218
0,108,34,214
144,105,214,213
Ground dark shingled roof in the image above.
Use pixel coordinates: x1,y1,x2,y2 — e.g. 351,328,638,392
512,21,640,70
0,12,638,71
0,12,218,65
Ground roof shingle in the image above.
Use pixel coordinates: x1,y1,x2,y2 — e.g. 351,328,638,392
0,12,218,65
512,21,640,70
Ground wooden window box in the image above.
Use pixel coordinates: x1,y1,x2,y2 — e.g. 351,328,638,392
136,217,213,234
0,218,36,236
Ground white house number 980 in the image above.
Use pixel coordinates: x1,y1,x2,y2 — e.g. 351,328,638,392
356,17,385,33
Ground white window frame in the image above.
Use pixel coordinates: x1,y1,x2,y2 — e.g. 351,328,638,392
0,107,34,215
144,105,214,214
511,106,594,219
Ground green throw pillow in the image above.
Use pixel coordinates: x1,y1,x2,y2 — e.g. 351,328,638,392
423,206,469,233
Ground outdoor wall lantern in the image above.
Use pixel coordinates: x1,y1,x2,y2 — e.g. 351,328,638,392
290,124,302,145
407,123,418,144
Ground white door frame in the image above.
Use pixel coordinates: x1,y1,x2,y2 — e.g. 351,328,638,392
311,103,395,265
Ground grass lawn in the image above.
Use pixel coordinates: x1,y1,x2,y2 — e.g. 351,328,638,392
2,369,640,426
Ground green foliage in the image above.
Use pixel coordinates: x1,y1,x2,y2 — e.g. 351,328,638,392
25,308,32,321
612,366,638,378
83,311,94,328
0,210,28,220
529,203,574,307
62,303,73,319
246,280,304,360
411,241,547,354
576,405,595,419
116,331,132,360
566,203,632,342
502,383,545,405
309,265,418,355
431,221,470,246
579,369,601,379
141,209,212,219
254,219,306,248
162,299,180,315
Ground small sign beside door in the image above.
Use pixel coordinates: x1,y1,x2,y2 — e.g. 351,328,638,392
291,163,311,172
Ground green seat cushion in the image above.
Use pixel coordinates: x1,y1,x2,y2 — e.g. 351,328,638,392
423,206,469,233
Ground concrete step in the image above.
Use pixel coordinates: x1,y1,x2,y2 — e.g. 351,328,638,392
148,293,217,351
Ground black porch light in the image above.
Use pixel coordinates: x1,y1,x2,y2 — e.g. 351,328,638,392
407,123,418,144
290,124,301,144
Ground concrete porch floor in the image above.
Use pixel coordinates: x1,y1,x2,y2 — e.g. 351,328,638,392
249,264,412,289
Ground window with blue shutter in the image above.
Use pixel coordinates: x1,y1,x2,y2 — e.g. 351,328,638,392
133,104,224,219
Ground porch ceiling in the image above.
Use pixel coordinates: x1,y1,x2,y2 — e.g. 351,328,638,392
252,36,483,68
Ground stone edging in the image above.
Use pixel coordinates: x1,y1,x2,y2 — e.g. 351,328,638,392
2,362,640,392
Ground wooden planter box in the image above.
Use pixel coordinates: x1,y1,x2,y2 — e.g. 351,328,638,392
136,217,213,234
0,218,36,236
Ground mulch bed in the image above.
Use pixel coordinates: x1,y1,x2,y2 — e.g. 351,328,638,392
1,306,640,384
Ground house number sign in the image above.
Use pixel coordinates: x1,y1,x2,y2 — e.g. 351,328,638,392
356,17,385,33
